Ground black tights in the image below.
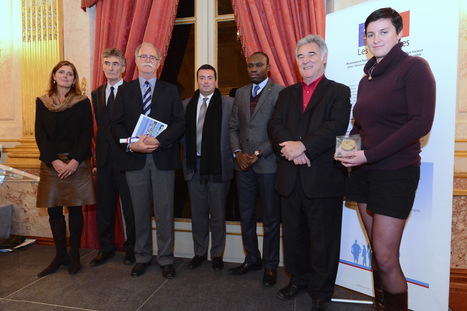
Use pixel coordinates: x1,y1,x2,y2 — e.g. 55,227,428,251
48,206,82,220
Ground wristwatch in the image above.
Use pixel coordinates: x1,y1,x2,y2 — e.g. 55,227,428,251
254,150,262,158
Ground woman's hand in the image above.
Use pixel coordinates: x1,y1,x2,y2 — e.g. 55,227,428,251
53,158,79,179
335,150,368,167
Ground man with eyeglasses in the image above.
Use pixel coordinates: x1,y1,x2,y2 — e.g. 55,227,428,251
112,42,185,279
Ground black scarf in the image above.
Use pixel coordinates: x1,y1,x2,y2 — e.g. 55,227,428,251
185,89,223,183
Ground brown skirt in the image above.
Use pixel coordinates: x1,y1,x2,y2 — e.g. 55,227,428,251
36,154,96,208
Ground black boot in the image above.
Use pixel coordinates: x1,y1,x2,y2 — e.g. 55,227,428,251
383,290,408,311
68,206,83,275
37,207,69,277
372,254,384,310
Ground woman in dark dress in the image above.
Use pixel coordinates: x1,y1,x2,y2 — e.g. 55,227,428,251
35,60,95,277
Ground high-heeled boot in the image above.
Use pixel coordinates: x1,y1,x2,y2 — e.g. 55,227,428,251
383,290,408,311
37,208,69,277
68,206,83,275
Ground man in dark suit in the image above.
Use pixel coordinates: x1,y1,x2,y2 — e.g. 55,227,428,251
112,42,185,279
268,35,351,311
228,52,284,287
90,48,136,267
181,64,233,272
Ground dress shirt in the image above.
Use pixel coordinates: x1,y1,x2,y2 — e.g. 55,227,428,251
302,75,324,111
251,78,269,97
138,76,157,99
106,79,124,105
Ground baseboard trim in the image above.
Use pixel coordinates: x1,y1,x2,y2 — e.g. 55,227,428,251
451,268,467,288
449,268,467,311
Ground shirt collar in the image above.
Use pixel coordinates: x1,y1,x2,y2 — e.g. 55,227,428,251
107,79,124,92
301,74,324,88
253,78,269,92
138,76,157,89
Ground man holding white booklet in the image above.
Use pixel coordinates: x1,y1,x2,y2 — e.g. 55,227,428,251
111,42,185,279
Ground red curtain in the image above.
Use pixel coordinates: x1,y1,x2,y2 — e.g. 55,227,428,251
89,0,180,90
231,0,325,86
80,0,179,249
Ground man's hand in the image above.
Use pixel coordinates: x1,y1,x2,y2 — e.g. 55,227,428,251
279,141,306,161
235,151,253,171
292,153,311,167
129,136,159,153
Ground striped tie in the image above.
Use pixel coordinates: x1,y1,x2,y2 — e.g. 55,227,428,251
253,85,260,97
142,81,152,115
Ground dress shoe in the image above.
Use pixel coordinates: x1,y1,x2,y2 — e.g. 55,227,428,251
262,268,277,287
228,261,262,275
131,262,151,278
277,283,307,300
89,251,115,266
311,298,327,311
212,257,224,271
160,264,176,279
123,251,136,265
188,255,207,269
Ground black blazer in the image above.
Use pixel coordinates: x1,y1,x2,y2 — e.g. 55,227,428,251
111,78,185,171
268,77,351,198
35,97,93,165
91,83,126,168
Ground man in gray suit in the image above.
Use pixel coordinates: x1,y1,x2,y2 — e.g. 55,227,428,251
228,52,284,286
182,64,233,271
112,43,185,279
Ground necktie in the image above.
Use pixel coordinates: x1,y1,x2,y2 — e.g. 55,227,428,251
142,81,152,115
253,85,260,97
107,86,115,116
196,97,208,155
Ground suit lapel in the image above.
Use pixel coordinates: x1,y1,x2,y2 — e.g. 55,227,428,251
149,80,163,115
242,85,252,123
291,83,304,113
98,85,106,116
250,79,272,121
130,80,144,113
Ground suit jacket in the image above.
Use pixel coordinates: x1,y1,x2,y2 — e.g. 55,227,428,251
229,79,284,174
35,97,93,164
181,92,234,182
268,76,351,198
91,83,125,168
111,78,185,171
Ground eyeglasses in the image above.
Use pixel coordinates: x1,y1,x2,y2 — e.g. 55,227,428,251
137,54,160,61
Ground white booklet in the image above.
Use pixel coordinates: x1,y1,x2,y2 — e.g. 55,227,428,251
119,114,168,143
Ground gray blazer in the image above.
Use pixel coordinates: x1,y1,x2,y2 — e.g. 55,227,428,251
229,79,284,174
182,92,234,182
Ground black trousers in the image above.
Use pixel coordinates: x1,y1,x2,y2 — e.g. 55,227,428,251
281,175,343,300
96,149,135,252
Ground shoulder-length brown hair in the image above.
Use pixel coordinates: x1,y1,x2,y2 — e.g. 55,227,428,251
47,60,82,96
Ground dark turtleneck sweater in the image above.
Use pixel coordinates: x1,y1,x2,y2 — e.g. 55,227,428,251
350,42,436,170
